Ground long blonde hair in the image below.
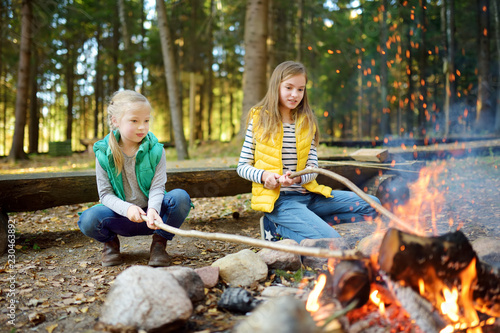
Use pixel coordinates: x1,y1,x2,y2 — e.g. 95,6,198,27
247,61,319,144
106,90,151,174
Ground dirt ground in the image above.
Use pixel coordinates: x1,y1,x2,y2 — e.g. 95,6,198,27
1,154,499,333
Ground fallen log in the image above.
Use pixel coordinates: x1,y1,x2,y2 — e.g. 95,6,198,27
378,228,500,318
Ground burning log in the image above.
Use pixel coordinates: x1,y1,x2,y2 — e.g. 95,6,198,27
381,273,448,333
378,228,500,319
331,260,373,309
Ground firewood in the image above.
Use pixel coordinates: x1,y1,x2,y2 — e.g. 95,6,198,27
381,272,448,333
350,148,389,162
378,228,500,318
331,260,373,309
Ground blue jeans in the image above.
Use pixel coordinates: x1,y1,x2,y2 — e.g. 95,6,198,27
265,190,380,244
78,189,191,243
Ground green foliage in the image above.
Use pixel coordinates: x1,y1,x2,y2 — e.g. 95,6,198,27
1,0,497,157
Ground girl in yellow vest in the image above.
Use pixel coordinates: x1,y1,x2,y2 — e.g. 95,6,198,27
237,61,380,243
78,90,191,266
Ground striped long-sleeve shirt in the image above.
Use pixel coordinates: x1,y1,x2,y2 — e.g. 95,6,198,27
236,120,319,193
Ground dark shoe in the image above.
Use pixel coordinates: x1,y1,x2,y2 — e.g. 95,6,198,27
148,234,171,267
102,236,123,267
259,216,282,242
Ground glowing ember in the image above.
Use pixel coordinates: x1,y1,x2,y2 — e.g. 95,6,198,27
306,274,326,312
369,290,385,315
441,286,460,322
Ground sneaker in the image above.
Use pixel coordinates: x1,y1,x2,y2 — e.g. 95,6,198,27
259,216,282,242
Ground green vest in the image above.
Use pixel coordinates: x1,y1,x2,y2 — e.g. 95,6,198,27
94,131,164,200
250,108,333,213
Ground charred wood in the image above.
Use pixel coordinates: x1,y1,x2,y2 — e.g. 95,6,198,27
331,260,373,309
381,273,448,333
378,228,500,318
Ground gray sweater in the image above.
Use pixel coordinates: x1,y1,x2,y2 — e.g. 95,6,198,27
95,149,167,217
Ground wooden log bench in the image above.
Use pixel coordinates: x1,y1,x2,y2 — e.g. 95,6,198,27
0,155,420,255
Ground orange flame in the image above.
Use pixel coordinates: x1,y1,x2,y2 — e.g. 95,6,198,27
392,162,446,234
306,274,327,312
370,290,386,315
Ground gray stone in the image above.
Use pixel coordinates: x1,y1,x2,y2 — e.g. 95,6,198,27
357,232,385,257
211,249,268,287
162,266,205,302
257,239,302,271
260,286,309,301
100,265,192,332
233,295,318,333
300,238,348,269
194,266,220,288
471,237,500,267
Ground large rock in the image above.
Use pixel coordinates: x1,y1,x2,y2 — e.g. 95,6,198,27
357,232,385,257
211,249,268,287
233,295,318,333
300,238,348,269
471,237,500,267
257,239,302,271
100,266,192,332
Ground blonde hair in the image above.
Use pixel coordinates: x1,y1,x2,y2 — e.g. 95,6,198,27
106,90,151,174
247,61,319,144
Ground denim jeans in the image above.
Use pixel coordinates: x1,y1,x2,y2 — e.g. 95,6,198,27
78,189,192,243
265,190,381,244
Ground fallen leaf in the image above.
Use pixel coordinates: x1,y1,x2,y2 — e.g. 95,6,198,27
46,323,58,333
28,312,46,325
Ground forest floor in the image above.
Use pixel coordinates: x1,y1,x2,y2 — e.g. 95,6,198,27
0,145,499,333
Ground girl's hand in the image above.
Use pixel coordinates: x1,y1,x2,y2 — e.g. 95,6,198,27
278,171,300,187
127,205,147,223
262,171,281,190
146,208,161,230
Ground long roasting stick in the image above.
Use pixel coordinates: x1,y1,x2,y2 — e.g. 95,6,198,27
290,167,416,235
145,215,363,259
144,167,414,259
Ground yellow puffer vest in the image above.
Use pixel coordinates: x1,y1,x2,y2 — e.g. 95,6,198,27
250,108,333,212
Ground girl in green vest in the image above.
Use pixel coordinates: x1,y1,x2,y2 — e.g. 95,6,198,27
237,61,380,243
78,90,191,267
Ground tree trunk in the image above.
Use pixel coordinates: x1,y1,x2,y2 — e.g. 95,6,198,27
418,0,427,136
405,5,414,136
94,24,102,138
296,0,304,62
156,0,189,160
28,47,39,154
117,0,135,89
112,7,120,93
9,0,32,161
476,0,492,131
65,40,75,142
197,82,204,142
140,0,146,93
207,0,215,139
492,0,500,133
240,0,268,138
379,0,390,137
444,0,456,137
189,72,196,147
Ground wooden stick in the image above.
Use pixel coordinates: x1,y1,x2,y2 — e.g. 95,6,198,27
140,166,415,260
142,215,364,260
290,168,417,235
